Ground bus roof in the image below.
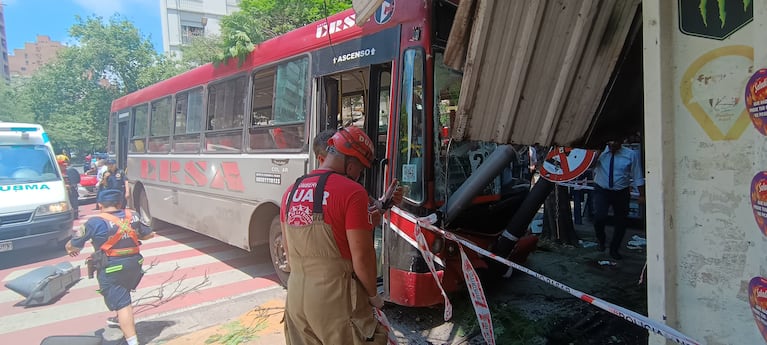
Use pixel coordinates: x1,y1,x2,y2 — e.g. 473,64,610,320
111,6,409,113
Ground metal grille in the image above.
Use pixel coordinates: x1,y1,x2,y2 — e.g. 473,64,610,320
0,212,33,226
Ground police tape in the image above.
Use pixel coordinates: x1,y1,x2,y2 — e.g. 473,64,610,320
413,224,453,321
374,308,398,345
456,242,495,345
414,217,702,345
415,223,494,344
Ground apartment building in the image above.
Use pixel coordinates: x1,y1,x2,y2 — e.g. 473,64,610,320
0,4,9,82
160,0,241,57
8,35,65,79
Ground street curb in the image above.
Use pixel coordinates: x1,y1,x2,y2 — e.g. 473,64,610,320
143,286,286,345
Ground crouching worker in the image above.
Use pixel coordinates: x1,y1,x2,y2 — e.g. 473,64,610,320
65,189,155,345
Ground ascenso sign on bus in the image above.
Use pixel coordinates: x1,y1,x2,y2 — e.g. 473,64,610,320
139,159,245,193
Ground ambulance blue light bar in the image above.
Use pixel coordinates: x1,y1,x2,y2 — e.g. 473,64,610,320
0,126,39,132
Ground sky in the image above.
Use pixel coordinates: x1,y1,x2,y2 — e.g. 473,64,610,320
2,0,164,54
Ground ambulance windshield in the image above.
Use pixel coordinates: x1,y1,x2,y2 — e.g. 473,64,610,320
0,145,61,184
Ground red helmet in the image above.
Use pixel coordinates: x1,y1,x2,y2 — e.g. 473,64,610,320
328,126,375,168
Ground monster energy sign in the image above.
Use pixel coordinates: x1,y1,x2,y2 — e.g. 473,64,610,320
679,0,753,40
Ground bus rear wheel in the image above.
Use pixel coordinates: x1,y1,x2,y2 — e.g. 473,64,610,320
269,216,290,287
137,189,152,227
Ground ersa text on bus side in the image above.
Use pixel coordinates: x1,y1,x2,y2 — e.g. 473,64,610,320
138,159,245,193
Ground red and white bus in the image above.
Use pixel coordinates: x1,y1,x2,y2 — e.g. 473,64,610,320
109,0,544,307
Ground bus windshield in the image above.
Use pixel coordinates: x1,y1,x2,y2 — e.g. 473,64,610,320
433,51,507,201
0,145,60,184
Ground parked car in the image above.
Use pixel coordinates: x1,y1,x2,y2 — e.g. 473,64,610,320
78,171,98,202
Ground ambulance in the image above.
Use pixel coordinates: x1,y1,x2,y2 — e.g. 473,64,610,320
0,123,73,253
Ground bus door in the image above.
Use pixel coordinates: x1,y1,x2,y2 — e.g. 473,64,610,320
317,63,393,190
316,63,394,278
311,25,401,281
116,111,130,169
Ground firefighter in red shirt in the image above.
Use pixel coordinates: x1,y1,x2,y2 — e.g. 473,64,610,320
281,126,387,344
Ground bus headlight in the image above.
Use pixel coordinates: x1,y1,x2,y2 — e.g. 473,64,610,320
35,202,71,216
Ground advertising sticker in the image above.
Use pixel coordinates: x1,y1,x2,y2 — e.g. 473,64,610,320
749,277,767,342
750,171,767,237
745,68,767,136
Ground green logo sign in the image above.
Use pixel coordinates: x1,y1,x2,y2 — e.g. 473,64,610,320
679,0,753,40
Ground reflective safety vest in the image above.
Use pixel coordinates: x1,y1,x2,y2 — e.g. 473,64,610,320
98,209,140,257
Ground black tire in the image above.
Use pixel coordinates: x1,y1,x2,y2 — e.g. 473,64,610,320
137,189,152,227
269,216,290,287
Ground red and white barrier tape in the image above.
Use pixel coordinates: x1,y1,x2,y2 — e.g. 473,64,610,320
413,224,453,321
414,220,494,344
374,308,399,345
414,217,701,345
457,242,495,345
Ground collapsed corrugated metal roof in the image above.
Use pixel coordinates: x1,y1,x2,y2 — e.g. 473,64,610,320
352,0,386,25
445,0,640,146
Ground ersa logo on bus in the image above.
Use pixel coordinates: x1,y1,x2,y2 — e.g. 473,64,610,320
139,159,245,193
315,13,356,39
375,0,395,24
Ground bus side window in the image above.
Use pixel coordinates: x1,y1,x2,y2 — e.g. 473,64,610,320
204,75,246,153
173,88,203,153
130,104,149,153
248,56,308,151
148,96,172,153
249,66,277,151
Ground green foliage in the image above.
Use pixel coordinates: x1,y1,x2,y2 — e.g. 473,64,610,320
69,15,158,93
8,15,189,153
205,319,267,345
218,0,353,64
454,301,555,345
0,80,34,123
180,35,225,68
137,54,189,89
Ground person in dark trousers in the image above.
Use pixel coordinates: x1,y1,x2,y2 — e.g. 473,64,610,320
65,190,155,345
65,164,81,218
101,158,130,207
571,169,593,225
592,139,645,260
281,126,389,344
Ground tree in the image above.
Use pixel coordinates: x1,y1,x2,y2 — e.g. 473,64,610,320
17,15,186,152
219,0,353,63
179,35,225,68
0,80,34,123
21,48,119,151
137,53,190,89
67,15,162,93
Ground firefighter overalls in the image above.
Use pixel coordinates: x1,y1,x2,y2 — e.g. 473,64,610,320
283,172,387,345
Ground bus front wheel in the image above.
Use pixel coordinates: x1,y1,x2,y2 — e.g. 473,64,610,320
269,216,290,287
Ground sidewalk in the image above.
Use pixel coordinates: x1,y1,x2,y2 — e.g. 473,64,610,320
152,216,646,345
156,299,287,345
